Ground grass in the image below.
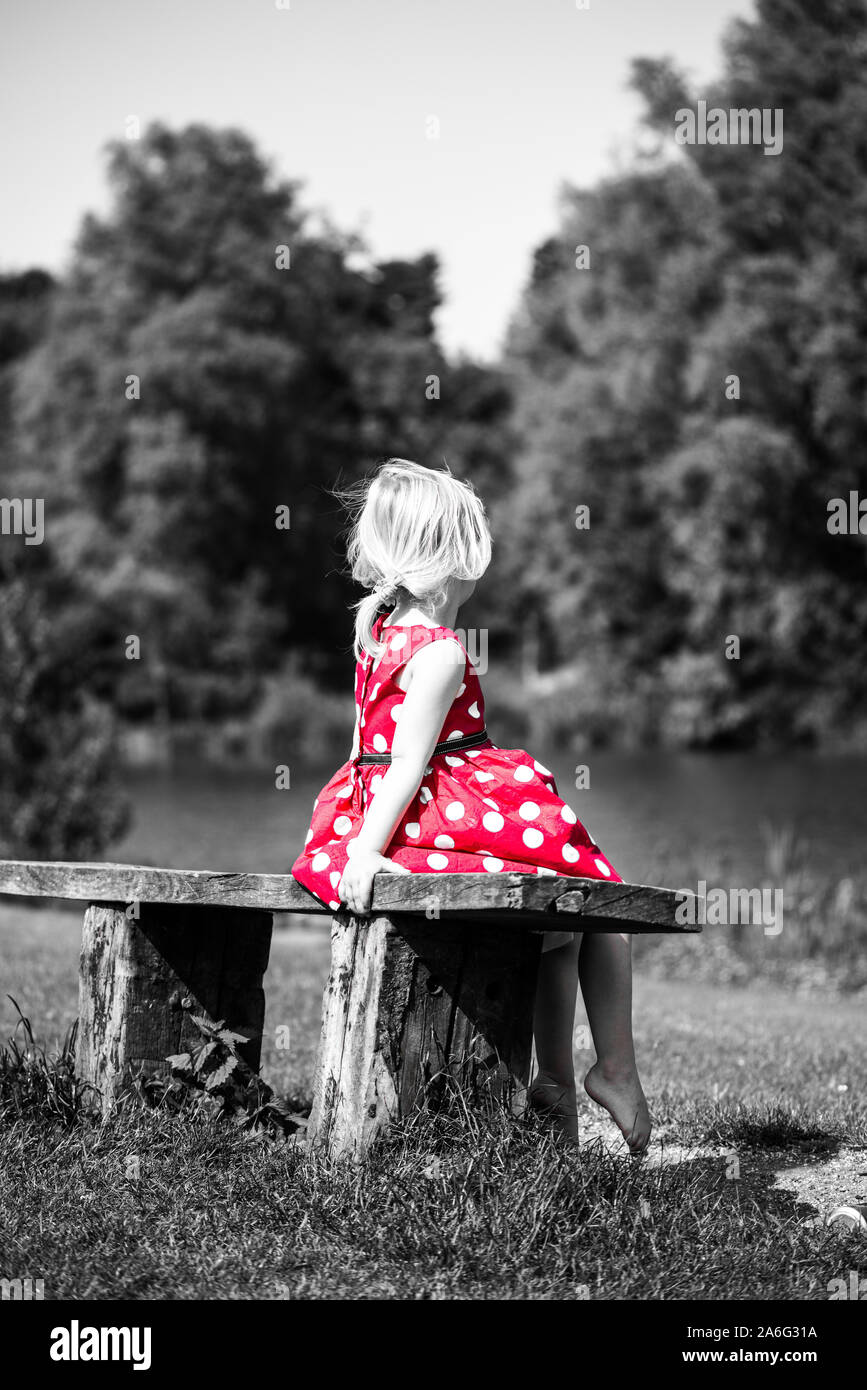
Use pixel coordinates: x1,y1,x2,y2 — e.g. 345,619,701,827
0,999,88,1126
1,906,866,1300
2,1103,864,1301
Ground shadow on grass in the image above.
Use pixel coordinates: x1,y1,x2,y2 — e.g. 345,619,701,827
648,1144,826,1227
700,1105,842,1154
659,1097,847,1156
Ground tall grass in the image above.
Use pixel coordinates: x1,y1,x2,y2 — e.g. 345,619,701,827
0,996,94,1125
632,821,867,992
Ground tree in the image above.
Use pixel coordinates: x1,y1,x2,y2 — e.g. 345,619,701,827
0,549,129,858
497,0,867,746
9,122,514,725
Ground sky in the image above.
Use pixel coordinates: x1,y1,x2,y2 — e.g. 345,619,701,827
0,0,755,361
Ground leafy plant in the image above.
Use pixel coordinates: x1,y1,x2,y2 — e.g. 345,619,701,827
139,1012,308,1137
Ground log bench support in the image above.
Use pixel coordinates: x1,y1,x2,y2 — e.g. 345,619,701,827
306,914,541,1155
0,862,699,1147
76,902,273,1111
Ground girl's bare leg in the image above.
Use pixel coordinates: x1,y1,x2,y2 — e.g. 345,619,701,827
530,933,581,1143
531,930,651,1153
579,932,651,1153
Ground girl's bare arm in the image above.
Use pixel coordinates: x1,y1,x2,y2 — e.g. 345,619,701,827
339,638,465,913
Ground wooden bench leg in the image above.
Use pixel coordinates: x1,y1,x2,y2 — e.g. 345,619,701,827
307,913,541,1157
76,901,273,1112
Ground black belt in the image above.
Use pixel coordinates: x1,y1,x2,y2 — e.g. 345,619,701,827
355,728,490,765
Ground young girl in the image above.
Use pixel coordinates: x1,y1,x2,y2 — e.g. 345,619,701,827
292,458,651,1152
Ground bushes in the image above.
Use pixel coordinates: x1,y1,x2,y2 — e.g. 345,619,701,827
483,660,662,752
0,572,129,859
244,654,354,765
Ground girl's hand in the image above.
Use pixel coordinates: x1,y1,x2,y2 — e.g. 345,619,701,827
338,849,411,916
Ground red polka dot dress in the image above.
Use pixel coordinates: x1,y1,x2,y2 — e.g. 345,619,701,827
291,615,621,914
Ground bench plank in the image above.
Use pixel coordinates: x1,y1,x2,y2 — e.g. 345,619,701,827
0,861,699,931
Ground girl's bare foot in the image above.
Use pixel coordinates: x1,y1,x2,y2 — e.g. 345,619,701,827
583,1062,651,1155
528,1070,580,1146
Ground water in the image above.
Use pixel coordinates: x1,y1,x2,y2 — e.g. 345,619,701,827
111,751,867,886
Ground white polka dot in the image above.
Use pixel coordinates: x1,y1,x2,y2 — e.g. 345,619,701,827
594,858,612,878
536,866,557,876
483,856,504,873
312,852,330,871
445,755,464,767
466,750,480,758
371,684,380,700
305,828,313,845
333,815,352,834
447,730,464,741
370,774,384,792
468,701,480,719
424,765,433,775
534,760,552,776
336,784,352,800
427,853,449,870
523,827,544,849
445,800,465,821
514,765,534,783
519,801,540,821
313,797,319,809
482,797,499,810
390,634,407,651
391,704,403,721
329,871,341,888
456,683,466,697
405,822,420,838
372,732,388,752
483,811,504,832
419,785,432,804
434,834,454,849
562,844,581,863
561,805,577,824
474,770,494,782
360,714,365,726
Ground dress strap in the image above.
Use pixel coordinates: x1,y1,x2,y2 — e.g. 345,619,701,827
376,622,468,684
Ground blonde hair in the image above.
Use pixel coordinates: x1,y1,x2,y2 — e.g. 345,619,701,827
340,458,492,661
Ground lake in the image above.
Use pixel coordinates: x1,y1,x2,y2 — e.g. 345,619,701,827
111,750,867,888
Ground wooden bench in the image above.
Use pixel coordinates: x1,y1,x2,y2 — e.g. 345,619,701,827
0,861,699,1155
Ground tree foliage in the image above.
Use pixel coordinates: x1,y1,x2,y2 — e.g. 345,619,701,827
498,0,867,746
